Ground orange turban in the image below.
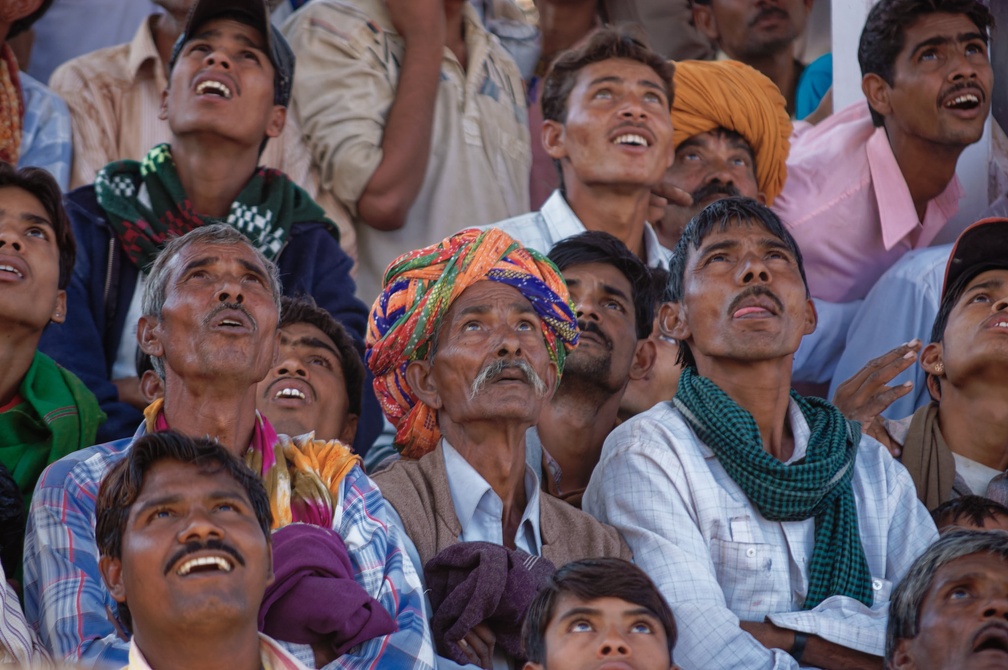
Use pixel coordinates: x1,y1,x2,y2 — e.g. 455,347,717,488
671,59,791,204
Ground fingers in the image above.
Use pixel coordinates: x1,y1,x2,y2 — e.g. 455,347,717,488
832,339,921,422
653,182,693,208
459,624,495,669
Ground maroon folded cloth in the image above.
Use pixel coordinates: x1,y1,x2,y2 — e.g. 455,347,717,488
424,541,555,664
258,523,397,657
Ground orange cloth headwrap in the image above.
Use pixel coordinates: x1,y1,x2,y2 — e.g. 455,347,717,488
671,59,791,204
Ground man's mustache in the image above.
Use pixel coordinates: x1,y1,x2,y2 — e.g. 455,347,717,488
691,180,743,205
203,301,256,330
727,285,784,316
468,359,549,400
577,320,613,350
750,6,789,27
164,538,246,576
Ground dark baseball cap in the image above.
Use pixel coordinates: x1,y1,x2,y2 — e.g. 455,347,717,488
168,0,295,107
942,217,1008,299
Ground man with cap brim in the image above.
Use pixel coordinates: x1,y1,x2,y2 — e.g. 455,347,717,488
873,218,1008,510
37,0,372,449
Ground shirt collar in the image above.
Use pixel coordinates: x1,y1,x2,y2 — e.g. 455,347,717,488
128,635,306,670
442,439,543,554
128,15,165,84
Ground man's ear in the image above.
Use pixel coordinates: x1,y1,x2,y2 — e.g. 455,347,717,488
862,73,893,119
542,120,568,160
139,370,164,404
629,338,657,381
159,87,170,121
137,314,164,360
99,556,128,604
659,301,690,342
522,663,544,670
265,105,287,139
265,539,275,587
691,4,720,42
339,414,359,446
404,359,442,411
920,341,944,401
803,296,818,336
888,638,918,670
50,290,67,324
756,192,767,205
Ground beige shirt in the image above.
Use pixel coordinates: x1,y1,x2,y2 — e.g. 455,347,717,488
283,0,531,302
125,634,310,670
48,16,356,262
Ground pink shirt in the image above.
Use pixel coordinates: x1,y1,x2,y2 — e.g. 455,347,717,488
772,101,963,302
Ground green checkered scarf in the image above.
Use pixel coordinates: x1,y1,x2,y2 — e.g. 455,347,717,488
94,143,337,270
674,366,873,609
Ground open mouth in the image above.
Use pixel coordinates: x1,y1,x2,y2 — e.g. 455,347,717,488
275,387,306,400
612,133,650,148
176,555,234,576
196,80,232,99
942,87,983,111
973,626,1008,655
0,264,23,278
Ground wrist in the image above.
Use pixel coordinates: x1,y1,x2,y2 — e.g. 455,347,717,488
789,631,809,664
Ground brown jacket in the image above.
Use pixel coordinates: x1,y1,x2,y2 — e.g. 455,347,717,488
373,442,632,568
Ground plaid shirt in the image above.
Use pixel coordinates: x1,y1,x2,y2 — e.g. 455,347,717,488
24,423,435,670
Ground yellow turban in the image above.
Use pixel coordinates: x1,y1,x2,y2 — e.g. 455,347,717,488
671,59,791,204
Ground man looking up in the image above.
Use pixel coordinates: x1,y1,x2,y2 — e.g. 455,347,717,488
38,0,369,446
25,225,434,669
257,295,363,445
492,28,675,267
95,431,311,670
584,198,937,669
774,0,994,303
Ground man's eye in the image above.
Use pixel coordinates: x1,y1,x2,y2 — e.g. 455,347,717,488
729,156,750,167
643,91,663,104
630,622,654,634
151,508,175,520
919,49,938,62
593,88,613,100
241,50,261,62
604,300,625,312
949,587,972,600
25,226,47,239
706,253,728,264
516,320,535,331
189,43,211,54
679,151,702,162
309,356,332,369
462,321,481,331
569,621,593,633
966,42,986,57
970,293,992,303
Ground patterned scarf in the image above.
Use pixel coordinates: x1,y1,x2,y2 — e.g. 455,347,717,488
674,366,873,609
143,399,360,529
0,45,23,166
94,143,337,270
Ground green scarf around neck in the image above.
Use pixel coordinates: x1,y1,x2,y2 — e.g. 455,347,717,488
94,143,338,270
0,352,106,512
673,366,872,609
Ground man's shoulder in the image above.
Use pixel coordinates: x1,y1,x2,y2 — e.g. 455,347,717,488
603,402,701,457
283,0,392,53
34,436,133,498
49,41,133,95
539,492,630,560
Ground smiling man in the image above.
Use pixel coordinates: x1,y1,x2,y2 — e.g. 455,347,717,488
773,0,994,304
257,295,363,444
491,28,675,268
95,431,310,670
584,198,938,670
887,529,1008,670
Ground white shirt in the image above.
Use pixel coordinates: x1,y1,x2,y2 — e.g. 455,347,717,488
583,398,938,669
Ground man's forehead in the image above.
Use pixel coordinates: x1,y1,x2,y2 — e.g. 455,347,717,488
445,281,535,318
690,218,785,252
563,262,633,296
279,322,340,358
171,240,266,273
191,16,267,50
575,58,666,91
131,459,250,508
679,128,755,157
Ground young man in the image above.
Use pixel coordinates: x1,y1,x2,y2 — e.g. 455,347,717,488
583,198,937,669
521,558,681,670
0,164,104,515
256,295,363,445
886,530,1008,670
95,431,311,670
492,28,675,268
25,225,434,669
773,0,994,303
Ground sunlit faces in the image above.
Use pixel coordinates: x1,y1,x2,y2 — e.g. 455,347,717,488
669,220,815,370
256,322,357,444
526,595,674,670
543,58,674,194
692,0,813,61
563,262,639,394
407,282,558,427
865,12,992,151
160,18,285,148
99,460,273,640
138,241,279,386
0,186,66,332
891,552,1008,670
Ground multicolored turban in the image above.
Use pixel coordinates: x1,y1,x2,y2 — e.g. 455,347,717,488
671,59,792,205
366,228,579,459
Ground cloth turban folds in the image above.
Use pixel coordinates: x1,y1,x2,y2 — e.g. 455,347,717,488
671,59,792,204
366,228,579,459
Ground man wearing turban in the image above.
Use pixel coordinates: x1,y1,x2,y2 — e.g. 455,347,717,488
368,227,631,668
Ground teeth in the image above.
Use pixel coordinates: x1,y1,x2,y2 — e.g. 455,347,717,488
945,93,979,108
276,387,306,399
0,264,22,277
613,133,649,147
220,319,242,327
196,80,232,98
176,556,232,576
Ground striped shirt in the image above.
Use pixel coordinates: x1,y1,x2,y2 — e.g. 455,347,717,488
0,565,49,666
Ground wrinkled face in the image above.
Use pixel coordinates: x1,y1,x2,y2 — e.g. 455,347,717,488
654,130,762,248
692,0,812,61
562,262,639,394
531,595,673,670
140,241,279,387
256,322,357,444
161,18,285,149
0,186,65,334
545,58,674,194
421,282,558,428
99,460,273,643
669,220,815,373
874,13,992,151
891,552,1008,670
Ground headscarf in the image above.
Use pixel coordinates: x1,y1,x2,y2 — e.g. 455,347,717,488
671,59,791,204
366,228,578,458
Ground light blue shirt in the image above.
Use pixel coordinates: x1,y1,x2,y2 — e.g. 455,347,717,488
19,72,71,191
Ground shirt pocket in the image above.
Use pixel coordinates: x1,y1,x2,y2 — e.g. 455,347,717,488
710,537,788,619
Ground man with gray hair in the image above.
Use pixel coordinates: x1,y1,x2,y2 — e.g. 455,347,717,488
886,529,1008,669
24,225,435,669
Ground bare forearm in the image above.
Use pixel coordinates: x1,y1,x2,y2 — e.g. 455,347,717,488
740,621,883,670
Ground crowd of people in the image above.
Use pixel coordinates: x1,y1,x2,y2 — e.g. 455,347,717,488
1,0,1007,668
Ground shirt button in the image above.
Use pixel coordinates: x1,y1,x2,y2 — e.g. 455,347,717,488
872,579,883,591
746,548,757,558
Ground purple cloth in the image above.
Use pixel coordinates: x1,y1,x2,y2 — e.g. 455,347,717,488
424,541,555,664
258,523,397,657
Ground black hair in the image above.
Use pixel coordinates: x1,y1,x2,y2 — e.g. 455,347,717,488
931,495,1008,530
9,0,54,40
